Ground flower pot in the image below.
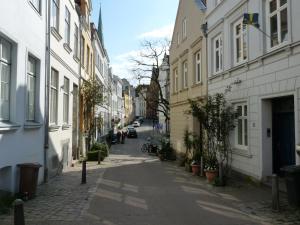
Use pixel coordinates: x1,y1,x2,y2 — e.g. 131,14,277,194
205,170,218,183
191,164,200,175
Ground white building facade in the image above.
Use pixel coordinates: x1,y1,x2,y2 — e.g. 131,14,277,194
158,54,170,134
91,22,110,141
48,0,80,176
0,0,46,192
206,0,300,180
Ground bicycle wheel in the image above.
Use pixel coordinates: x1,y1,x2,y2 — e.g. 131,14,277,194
141,144,147,153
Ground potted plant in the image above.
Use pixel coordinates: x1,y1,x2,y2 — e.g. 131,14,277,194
204,149,218,183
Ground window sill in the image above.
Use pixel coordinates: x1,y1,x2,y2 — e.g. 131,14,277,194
63,43,72,54
49,124,60,132
232,148,252,158
51,27,62,41
191,82,203,88
24,122,43,129
73,55,80,63
62,124,71,130
0,122,21,132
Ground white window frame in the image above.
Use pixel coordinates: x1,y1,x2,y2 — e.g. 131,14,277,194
51,0,60,31
213,34,223,74
63,77,69,124
182,60,188,88
29,0,41,14
64,7,70,45
267,0,288,49
182,18,187,39
173,68,178,93
235,103,248,150
0,38,11,121
26,56,38,121
195,51,201,84
233,18,248,65
74,24,79,58
50,68,59,125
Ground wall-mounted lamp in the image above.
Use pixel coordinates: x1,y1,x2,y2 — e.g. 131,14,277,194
201,22,208,38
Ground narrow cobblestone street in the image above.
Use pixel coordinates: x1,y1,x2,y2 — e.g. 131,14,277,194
1,123,300,225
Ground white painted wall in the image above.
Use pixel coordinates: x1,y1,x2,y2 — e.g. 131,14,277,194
207,0,300,180
48,0,80,176
0,0,46,192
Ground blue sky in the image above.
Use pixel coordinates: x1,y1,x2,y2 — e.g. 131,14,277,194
91,0,179,85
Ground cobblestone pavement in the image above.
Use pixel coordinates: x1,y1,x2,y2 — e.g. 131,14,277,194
0,162,106,225
1,123,300,225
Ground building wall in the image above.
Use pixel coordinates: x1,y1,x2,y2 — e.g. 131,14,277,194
48,0,80,176
0,0,46,192
170,0,207,155
206,0,300,180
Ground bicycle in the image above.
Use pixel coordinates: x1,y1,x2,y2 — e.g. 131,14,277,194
141,137,158,154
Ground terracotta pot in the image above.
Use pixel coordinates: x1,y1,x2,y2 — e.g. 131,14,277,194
191,164,200,175
205,170,218,183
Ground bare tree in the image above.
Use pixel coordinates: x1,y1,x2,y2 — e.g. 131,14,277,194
130,39,170,122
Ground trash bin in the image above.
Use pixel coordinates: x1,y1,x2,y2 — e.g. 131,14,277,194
18,163,42,200
281,165,300,207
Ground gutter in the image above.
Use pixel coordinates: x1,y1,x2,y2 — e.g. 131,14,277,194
43,0,51,183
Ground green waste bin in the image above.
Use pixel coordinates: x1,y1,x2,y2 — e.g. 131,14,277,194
18,163,42,200
281,165,300,207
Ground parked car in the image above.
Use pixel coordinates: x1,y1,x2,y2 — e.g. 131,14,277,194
127,126,137,138
133,121,140,127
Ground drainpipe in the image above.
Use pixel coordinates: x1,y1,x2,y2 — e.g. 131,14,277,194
77,7,83,159
44,0,51,183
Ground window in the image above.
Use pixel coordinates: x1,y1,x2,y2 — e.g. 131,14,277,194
195,51,201,83
50,69,58,124
86,46,90,72
27,56,38,121
81,36,85,67
213,35,223,74
0,38,11,121
234,19,247,65
182,61,188,88
173,68,178,93
29,0,41,14
63,77,69,124
177,32,180,46
268,0,288,48
51,0,59,31
235,104,248,148
74,24,79,58
182,18,187,39
64,7,70,45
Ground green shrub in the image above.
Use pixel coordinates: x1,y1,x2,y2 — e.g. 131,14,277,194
87,142,109,161
0,194,15,215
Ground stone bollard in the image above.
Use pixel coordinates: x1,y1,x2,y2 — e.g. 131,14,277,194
98,150,101,165
14,199,25,225
272,174,280,211
81,160,87,184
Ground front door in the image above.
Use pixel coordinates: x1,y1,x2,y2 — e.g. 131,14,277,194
272,96,295,174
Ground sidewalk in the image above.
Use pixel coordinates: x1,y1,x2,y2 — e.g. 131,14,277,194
0,162,105,225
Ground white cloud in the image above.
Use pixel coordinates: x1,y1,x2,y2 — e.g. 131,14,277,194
137,24,174,39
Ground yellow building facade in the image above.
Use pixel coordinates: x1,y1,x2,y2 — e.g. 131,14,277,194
170,0,207,156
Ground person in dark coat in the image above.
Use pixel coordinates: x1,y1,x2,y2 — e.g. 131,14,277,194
116,130,121,143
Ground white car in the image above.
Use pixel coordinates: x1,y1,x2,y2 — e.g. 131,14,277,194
133,121,140,127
